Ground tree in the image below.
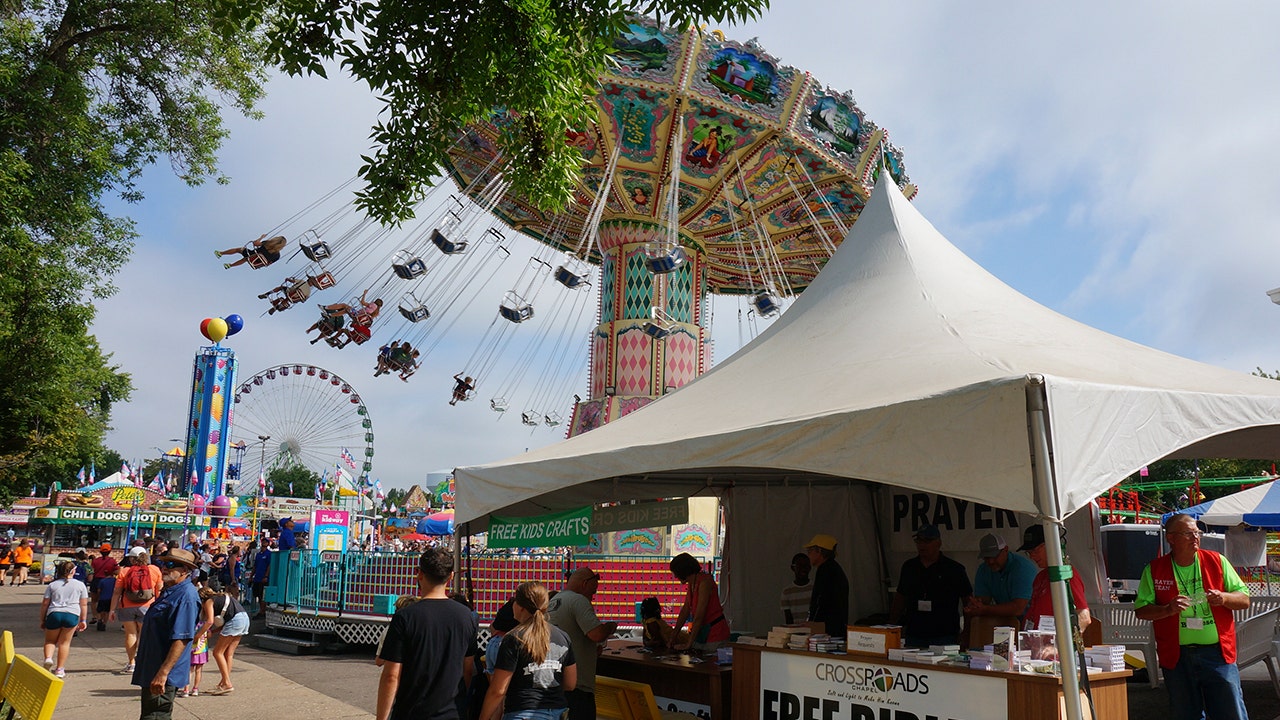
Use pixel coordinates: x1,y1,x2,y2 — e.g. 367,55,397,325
258,0,770,223
0,0,273,497
268,465,321,499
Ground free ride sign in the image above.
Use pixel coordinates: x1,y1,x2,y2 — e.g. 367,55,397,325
760,651,1006,720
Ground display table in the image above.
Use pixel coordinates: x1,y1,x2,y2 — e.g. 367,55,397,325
598,639,733,718
731,644,1129,720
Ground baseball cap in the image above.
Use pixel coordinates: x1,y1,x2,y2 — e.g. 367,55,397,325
1017,524,1046,552
128,546,147,557
99,542,112,552
490,599,518,633
74,547,87,555
978,533,1007,558
913,524,941,541
804,534,838,551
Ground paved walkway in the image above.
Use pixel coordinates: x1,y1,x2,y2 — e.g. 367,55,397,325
0,582,374,719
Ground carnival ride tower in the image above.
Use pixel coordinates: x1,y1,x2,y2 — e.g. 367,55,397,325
442,19,915,436
184,345,239,499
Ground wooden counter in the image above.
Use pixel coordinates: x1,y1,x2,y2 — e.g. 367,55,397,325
598,639,733,719
731,644,1129,720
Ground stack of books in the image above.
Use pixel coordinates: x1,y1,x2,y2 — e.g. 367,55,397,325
928,644,961,657
909,652,949,664
767,625,810,648
886,648,919,662
968,650,994,670
806,633,845,653
1084,645,1127,672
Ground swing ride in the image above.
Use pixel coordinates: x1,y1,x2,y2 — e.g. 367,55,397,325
232,17,913,437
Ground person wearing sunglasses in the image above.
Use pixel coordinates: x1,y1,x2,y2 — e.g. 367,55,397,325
131,548,201,720
1135,513,1251,720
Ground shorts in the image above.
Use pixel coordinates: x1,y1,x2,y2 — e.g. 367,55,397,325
221,611,250,637
45,611,80,629
96,598,112,613
118,605,149,623
12,563,28,569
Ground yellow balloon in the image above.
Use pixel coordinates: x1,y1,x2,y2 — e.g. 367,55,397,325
206,317,229,343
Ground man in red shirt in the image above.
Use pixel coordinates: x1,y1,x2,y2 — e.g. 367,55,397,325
1018,524,1091,633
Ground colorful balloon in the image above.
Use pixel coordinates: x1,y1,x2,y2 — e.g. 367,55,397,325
225,314,244,336
205,317,229,343
199,317,214,340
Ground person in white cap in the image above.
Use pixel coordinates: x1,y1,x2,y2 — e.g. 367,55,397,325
110,546,163,673
804,534,848,636
963,532,1036,622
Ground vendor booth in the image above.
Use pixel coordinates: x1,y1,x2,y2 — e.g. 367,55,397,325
455,175,1280,719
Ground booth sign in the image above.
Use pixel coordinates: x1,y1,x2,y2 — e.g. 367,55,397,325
759,651,1007,720
312,509,350,552
488,506,592,548
28,507,211,529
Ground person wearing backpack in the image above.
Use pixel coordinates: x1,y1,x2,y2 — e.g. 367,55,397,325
109,547,163,673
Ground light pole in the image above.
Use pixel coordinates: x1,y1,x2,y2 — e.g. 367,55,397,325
252,435,271,538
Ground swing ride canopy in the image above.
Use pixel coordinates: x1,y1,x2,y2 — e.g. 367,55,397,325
442,17,914,294
455,173,1280,630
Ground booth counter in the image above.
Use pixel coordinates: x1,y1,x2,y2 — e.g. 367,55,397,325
598,639,733,718
730,644,1128,720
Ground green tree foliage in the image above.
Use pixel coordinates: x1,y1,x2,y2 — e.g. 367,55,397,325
268,465,320,499
257,0,770,223
0,0,273,496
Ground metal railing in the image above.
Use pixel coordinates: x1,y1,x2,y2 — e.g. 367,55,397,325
266,550,720,624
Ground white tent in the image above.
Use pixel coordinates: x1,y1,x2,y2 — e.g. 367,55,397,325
455,173,1280,644
1176,479,1280,528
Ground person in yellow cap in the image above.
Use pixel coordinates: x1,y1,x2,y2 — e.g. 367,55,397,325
804,534,848,636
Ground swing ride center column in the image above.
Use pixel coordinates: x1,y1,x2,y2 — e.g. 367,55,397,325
570,219,707,436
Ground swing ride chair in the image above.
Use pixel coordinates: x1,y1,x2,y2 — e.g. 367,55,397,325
521,411,540,427
330,327,370,349
543,412,562,427
554,254,591,289
391,249,428,280
644,242,687,275
752,290,781,318
490,398,509,412
498,291,535,324
430,209,468,255
300,231,332,262
398,292,431,322
642,307,677,340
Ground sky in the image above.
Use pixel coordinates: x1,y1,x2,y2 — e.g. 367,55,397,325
93,2,1280,491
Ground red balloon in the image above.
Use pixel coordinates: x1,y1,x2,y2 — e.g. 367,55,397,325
200,317,214,341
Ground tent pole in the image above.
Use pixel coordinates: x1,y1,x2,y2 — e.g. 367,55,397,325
1026,376,1085,720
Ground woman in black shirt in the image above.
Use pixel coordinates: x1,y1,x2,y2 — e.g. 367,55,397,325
478,582,576,720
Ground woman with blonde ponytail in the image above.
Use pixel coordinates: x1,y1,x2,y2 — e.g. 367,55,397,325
479,582,577,720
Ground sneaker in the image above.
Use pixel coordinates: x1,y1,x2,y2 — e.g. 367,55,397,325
123,663,135,673
176,688,189,698
223,262,232,269
214,250,223,257
96,621,105,631
190,688,199,697
53,668,65,679
43,657,53,670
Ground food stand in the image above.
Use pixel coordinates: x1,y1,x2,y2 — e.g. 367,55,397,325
27,485,210,553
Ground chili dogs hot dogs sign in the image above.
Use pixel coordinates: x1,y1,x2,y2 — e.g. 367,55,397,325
760,652,1006,720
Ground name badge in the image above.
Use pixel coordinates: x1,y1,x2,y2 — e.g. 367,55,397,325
1185,617,1205,630
917,600,932,612
1038,616,1056,633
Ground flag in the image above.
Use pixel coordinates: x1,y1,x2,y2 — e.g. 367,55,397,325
148,475,165,493
288,481,293,495
121,460,132,478
88,461,96,484
374,479,385,499
313,483,322,501
389,503,397,514
29,485,36,497
258,471,266,493
165,473,175,493
268,479,274,494
76,467,86,486
1139,466,1149,477
340,447,357,470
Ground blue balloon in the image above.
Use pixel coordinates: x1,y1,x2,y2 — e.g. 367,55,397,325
224,314,245,336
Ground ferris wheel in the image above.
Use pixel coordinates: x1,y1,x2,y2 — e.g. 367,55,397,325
229,364,374,493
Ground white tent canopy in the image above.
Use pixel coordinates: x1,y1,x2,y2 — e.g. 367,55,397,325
1175,479,1280,529
457,174,1280,528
